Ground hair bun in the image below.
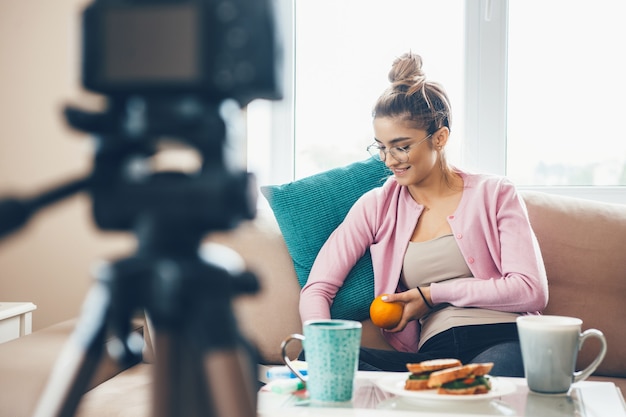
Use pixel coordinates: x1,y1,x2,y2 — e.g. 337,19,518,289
373,51,451,135
388,52,426,91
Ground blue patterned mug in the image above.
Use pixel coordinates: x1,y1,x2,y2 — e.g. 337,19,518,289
281,319,362,403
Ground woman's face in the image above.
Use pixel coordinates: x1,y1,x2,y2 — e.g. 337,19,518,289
373,116,439,187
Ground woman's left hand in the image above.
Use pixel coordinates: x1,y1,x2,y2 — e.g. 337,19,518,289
380,288,432,332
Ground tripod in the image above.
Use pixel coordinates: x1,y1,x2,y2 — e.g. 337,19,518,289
0,0,282,413
0,96,262,417
31,218,260,417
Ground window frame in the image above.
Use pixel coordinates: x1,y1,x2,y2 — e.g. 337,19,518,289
464,0,508,176
467,0,625,204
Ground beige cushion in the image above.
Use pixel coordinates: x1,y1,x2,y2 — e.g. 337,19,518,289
522,191,626,377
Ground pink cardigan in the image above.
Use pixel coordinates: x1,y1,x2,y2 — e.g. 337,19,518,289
299,170,548,352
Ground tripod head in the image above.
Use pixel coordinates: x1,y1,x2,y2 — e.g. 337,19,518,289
69,96,257,237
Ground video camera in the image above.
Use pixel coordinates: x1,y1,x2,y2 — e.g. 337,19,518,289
58,0,284,235
82,0,281,104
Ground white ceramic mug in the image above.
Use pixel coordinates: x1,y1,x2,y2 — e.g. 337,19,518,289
281,319,362,403
516,315,607,394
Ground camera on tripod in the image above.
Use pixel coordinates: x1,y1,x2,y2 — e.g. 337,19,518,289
0,1,284,416
0,0,283,239
63,0,283,235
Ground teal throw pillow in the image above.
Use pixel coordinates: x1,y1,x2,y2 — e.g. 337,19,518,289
260,158,390,321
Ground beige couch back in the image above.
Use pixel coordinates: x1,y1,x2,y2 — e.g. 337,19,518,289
210,191,626,379
521,191,626,378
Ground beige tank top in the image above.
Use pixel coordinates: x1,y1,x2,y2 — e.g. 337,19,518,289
401,234,519,348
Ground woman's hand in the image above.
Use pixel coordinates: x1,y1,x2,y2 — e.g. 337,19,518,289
381,287,433,332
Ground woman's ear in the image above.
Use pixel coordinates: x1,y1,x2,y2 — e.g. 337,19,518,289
433,127,450,149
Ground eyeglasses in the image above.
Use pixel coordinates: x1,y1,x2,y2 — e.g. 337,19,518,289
367,133,433,163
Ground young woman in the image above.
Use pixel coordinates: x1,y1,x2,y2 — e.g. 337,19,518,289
299,52,548,376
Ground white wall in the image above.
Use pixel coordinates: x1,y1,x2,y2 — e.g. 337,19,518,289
0,1,135,331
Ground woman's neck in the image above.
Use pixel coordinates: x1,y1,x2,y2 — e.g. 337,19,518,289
407,169,463,208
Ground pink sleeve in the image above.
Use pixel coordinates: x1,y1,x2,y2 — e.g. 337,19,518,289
430,180,548,313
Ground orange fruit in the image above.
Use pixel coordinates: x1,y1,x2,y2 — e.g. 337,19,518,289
369,294,403,329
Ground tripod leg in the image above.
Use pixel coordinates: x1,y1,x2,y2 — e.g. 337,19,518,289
151,330,210,417
150,330,257,417
32,283,111,417
203,347,257,417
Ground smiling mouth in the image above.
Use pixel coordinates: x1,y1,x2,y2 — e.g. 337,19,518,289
392,166,410,175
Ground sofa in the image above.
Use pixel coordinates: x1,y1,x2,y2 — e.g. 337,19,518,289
1,173,625,416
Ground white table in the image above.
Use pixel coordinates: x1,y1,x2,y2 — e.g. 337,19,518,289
258,371,626,416
0,302,37,344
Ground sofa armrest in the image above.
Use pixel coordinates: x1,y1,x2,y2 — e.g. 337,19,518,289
0,318,145,417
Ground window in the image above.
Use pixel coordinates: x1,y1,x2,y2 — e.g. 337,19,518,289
507,0,626,188
248,0,626,203
293,0,465,179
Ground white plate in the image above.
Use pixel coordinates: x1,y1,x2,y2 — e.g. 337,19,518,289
375,372,517,403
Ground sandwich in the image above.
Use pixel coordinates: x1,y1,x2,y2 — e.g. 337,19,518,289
427,362,494,395
404,358,462,391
